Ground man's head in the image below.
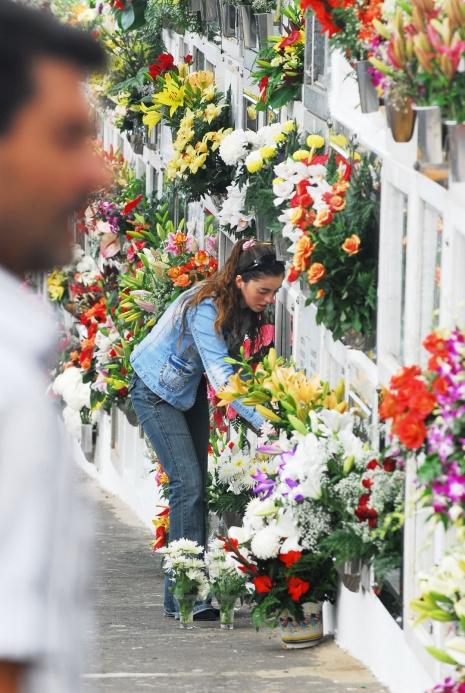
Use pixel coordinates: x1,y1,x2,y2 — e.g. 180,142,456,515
0,1,107,276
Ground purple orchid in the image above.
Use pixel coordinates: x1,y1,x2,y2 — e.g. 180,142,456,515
252,470,275,498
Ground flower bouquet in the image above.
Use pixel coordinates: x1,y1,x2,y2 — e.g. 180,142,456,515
206,539,248,629
411,536,465,681
158,539,209,628
217,347,347,434
380,327,465,528
218,120,299,237
252,1,305,111
274,133,379,341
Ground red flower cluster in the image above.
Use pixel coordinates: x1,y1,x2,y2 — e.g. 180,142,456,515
148,52,175,80
122,194,144,216
279,550,302,567
300,0,353,37
380,365,437,450
355,458,396,527
287,576,310,601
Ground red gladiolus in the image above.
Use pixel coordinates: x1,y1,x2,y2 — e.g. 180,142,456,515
122,194,144,216
278,29,302,49
287,576,310,602
113,0,125,9
253,575,273,593
259,76,269,102
279,551,302,567
223,538,239,552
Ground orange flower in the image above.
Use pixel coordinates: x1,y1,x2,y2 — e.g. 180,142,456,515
327,194,346,212
333,179,350,195
342,234,361,256
173,273,191,287
194,250,209,266
316,288,325,299
392,412,427,450
307,262,326,284
390,365,422,391
293,235,315,272
167,266,181,279
313,209,334,227
379,389,405,421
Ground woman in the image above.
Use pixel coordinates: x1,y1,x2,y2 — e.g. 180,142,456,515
129,239,285,618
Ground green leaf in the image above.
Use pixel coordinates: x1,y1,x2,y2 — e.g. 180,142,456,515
425,646,458,665
119,5,135,30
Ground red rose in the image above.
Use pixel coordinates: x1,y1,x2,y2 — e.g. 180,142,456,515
253,575,273,593
368,518,378,528
366,459,379,470
148,63,161,79
184,54,193,64
279,551,302,568
287,576,310,602
392,412,427,449
287,266,300,282
157,52,175,72
382,457,396,473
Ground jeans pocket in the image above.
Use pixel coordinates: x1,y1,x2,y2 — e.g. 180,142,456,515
159,354,193,392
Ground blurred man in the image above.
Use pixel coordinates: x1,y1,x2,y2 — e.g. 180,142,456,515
0,3,106,691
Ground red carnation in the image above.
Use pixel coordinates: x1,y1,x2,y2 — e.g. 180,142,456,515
366,459,379,470
279,551,302,568
382,457,396,473
362,478,373,489
287,576,310,602
253,575,273,593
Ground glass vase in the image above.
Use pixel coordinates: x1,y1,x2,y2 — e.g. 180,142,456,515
177,594,197,629
218,595,236,630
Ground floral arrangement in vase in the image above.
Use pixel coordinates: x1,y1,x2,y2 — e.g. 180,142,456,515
206,539,248,629
273,133,379,341
380,327,465,528
252,1,305,111
158,539,209,628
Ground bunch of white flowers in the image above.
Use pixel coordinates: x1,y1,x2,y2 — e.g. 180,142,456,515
158,539,209,599
52,367,92,438
218,183,252,233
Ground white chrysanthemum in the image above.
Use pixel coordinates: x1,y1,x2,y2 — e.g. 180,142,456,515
228,526,252,545
52,367,83,398
76,254,98,274
251,524,281,559
219,129,248,165
62,405,82,439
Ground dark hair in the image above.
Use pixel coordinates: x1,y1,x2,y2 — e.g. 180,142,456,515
181,238,285,354
0,1,106,135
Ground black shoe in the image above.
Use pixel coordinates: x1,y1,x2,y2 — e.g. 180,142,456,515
193,606,220,621
163,609,176,618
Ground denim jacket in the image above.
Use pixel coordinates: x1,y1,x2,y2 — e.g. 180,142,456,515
130,289,265,430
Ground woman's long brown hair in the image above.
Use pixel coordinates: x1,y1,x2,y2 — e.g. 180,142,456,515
180,239,284,352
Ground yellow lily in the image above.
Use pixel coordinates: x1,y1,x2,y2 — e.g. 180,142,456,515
153,76,186,117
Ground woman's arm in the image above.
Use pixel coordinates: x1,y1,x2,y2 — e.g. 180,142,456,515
189,300,265,431
0,661,21,693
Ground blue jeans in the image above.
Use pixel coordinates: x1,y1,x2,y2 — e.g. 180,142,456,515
130,373,210,614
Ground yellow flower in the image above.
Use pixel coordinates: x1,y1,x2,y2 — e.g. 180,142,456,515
306,134,325,149
140,103,162,131
178,63,189,79
204,128,232,151
282,120,296,133
204,103,222,123
152,75,186,117
273,176,285,185
195,140,208,154
272,132,286,144
330,134,348,148
180,109,195,128
260,145,277,160
247,104,257,120
188,70,214,90
245,151,264,173
292,149,311,161
202,85,216,102
190,153,208,174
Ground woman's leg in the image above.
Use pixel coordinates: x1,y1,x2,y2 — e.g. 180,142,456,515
184,377,210,541
130,376,207,614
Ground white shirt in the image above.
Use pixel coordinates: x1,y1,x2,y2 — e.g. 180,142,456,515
0,267,89,693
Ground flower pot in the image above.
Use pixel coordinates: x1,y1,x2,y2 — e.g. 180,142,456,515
279,601,323,649
177,593,197,629
336,558,362,593
221,1,237,37
239,5,257,50
355,60,378,114
218,595,237,630
414,105,443,165
385,99,416,143
81,422,94,461
255,12,276,49
447,121,465,183
203,0,221,24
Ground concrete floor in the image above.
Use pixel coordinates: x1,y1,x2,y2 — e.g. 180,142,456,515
80,473,388,693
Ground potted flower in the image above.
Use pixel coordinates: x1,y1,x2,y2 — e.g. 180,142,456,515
252,1,305,111
206,539,248,629
301,0,381,113
158,539,209,628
